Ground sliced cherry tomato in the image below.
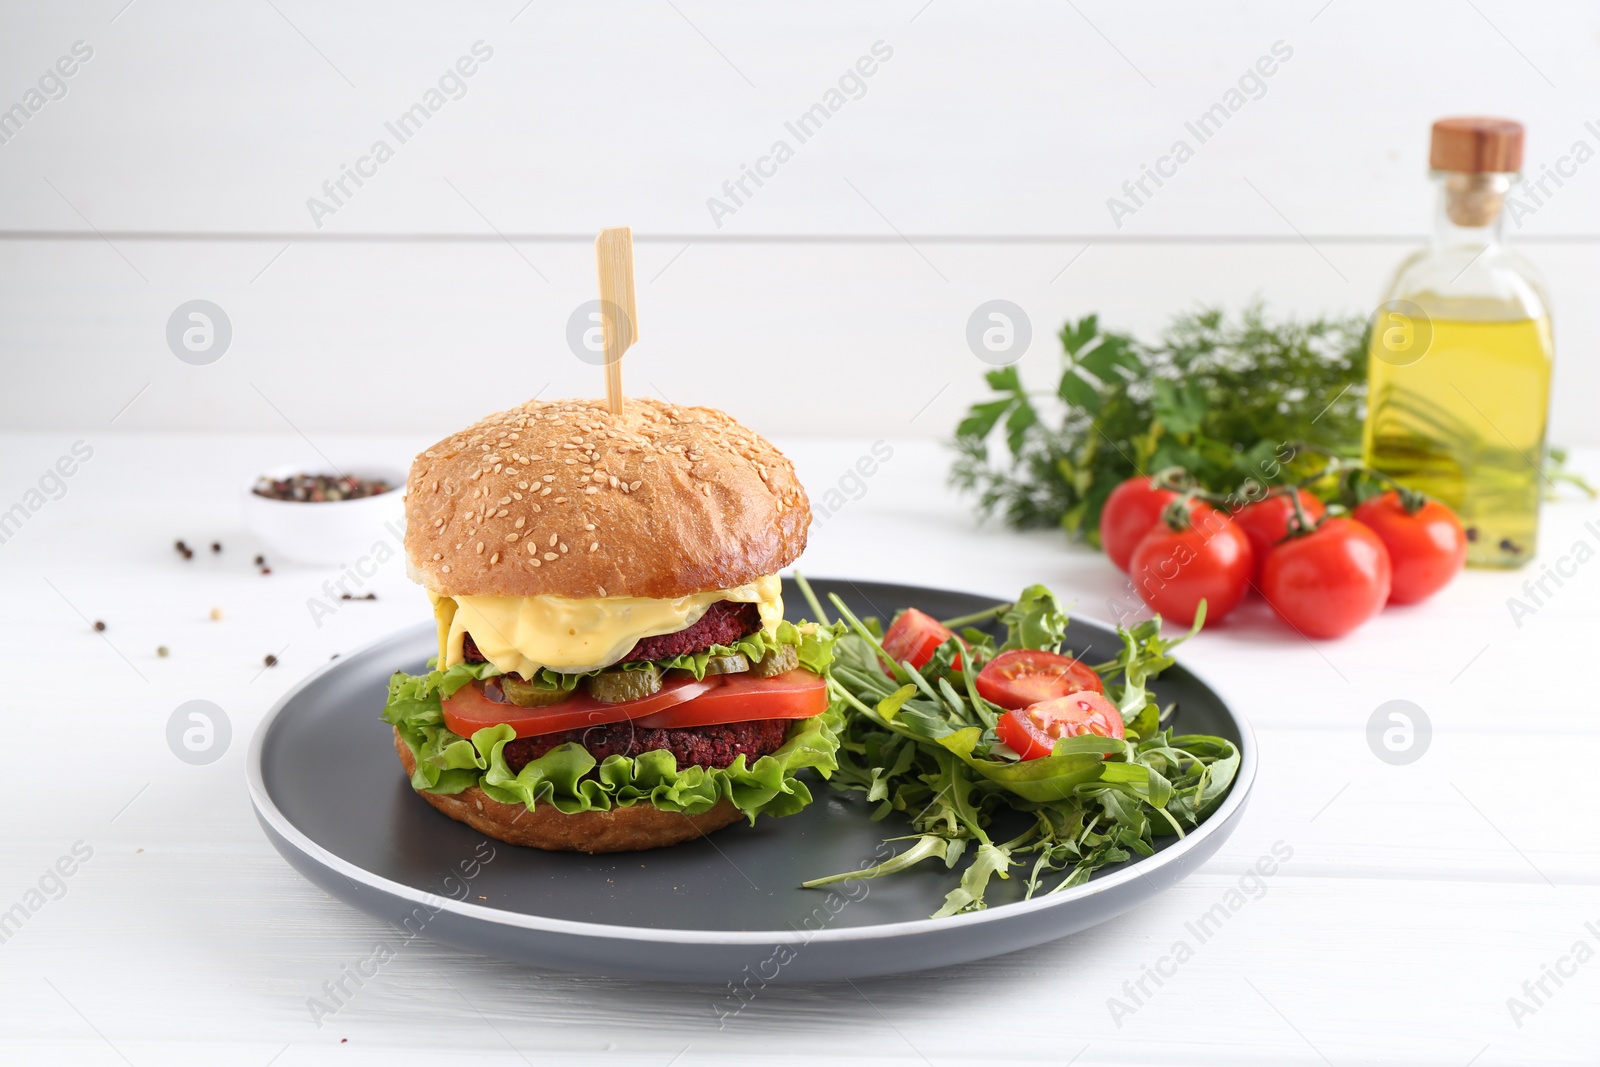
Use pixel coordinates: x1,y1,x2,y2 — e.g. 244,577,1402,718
1100,476,1179,573
1233,490,1326,583
881,608,962,671
1128,503,1253,626
442,674,717,738
996,691,1125,761
1260,517,1392,639
975,649,1103,710
1352,490,1466,604
632,670,828,729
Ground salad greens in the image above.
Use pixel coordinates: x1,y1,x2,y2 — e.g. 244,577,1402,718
381,621,845,822
796,575,1240,917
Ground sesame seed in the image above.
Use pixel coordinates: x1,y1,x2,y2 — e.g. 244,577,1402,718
559,543,568,553
514,517,525,528
589,542,598,552
490,552,500,563
530,558,541,567
583,523,595,530
584,486,599,494
505,533,518,542
542,475,556,482
496,509,509,518
476,542,484,554
441,564,451,572
432,552,442,560
527,542,538,554
540,487,552,496
629,480,641,491
544,552,558,561
548,533,558,546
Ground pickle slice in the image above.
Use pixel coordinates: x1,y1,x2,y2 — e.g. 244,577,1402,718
586,664,663,704
703,653,751,676
499,675,573,708
749,643,799,677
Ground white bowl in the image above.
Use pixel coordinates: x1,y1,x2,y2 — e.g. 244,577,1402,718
241,464,406,567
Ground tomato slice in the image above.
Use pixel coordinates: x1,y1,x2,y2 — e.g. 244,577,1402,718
996,691,1125,761
631,669,829,729
975,649,1103,709
881,608,962,671
441,675,717,738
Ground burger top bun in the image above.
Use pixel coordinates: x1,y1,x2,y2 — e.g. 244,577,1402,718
405,397,811,600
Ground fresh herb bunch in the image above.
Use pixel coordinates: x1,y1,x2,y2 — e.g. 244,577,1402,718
951,306,1370,546
795,577,1240,918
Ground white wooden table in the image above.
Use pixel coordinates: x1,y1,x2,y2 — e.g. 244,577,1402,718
3,431,1595,1066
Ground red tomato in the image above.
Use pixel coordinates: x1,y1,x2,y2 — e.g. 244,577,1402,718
1232,490,1326,583
975,649,1103,709
1260,517,1392,638
442,675,717,738
881,608,962,671
1128,504,1253,626
1100,476,1179,573
1352,491,1466,604
632,670,828,729
996,691,1126,761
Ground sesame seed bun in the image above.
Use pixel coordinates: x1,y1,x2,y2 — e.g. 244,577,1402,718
393,729,744,852
404,397,810,599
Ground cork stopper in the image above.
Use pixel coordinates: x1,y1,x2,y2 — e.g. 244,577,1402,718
1430,117,1523,228
1430,117,1524,174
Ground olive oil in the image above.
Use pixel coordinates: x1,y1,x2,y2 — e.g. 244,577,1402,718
1362,117,1554,568
1363,315,1552,565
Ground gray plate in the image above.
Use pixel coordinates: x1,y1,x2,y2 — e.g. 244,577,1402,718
248,579,1256,983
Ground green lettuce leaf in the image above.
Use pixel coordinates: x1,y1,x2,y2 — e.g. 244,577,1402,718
382,662,841,822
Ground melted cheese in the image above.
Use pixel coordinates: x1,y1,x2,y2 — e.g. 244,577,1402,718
428,574,783,677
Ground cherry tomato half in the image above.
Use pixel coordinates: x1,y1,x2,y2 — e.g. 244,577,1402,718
881,608,962,671
1100,476,1179,573
1233,490,1326,584
1352,490,1466,605
996,691,1126,761
975,649,1103,710
1129,503,1253,626
1260,517,1392,639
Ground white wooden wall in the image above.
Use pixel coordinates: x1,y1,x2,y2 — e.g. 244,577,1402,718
2,0,1597,442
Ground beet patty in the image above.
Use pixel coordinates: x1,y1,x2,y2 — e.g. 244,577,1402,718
501,717,792,773
460,599,762,668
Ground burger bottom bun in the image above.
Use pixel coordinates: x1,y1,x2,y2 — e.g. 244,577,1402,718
393,729,744,853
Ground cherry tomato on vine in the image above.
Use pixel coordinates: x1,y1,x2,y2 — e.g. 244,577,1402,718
1129,503,1253,626
1352,490,1466,605
1100,476,1179,573
1260,517,1392,638
975,649,1103,709
996,691,1125,761
1232,489,1327,583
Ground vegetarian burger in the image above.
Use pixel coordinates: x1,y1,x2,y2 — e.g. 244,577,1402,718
383,397,840,853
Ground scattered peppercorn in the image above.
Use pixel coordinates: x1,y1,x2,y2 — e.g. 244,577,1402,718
254,554,265,566
330,653,340,660
175,540,188,553
209,607,223,621
260,567,272,576
264,653,278,667
210,541,222,553
180,547,194,560
93,620,106,632
252,472,393,503
157,646,169,658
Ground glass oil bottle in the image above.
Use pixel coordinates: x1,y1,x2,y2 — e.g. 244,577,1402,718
1363,117,1553,567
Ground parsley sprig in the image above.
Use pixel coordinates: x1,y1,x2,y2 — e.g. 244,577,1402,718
950,306,1369,544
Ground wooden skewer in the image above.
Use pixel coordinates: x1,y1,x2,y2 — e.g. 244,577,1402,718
594,227,638,416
